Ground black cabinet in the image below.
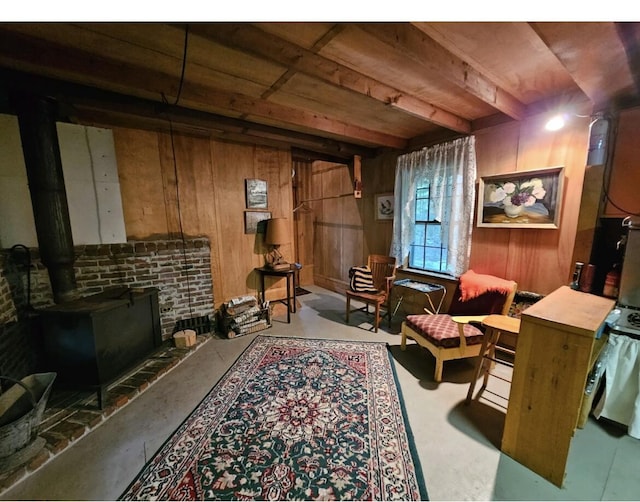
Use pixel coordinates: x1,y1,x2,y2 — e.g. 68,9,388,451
40,287,162,407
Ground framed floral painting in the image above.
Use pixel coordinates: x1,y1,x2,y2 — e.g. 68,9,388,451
477,166,565,229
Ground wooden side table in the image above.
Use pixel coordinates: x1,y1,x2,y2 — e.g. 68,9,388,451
255,266,297,323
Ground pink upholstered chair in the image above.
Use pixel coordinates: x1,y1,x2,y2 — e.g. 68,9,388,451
400,270,517,382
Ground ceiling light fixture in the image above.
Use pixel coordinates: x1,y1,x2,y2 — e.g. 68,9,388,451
545,114,566,131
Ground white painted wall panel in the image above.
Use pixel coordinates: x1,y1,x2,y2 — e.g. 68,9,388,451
64,179,101,245
0,114,37,248
86,127,120,182
0,114,127,248
0,114,27,176
0,177,38,248
95,181,127,244
87,128,127,243
57,122,94,181
57,122,100,245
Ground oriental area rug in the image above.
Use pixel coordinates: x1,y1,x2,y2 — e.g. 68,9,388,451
119,336,428,501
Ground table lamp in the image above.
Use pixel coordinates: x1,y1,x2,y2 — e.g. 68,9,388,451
264,218,290,270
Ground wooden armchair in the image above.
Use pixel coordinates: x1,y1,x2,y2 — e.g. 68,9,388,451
400,270,517,382
345,255,397,333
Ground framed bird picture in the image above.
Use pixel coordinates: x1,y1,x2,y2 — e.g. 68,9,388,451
375,193,394,221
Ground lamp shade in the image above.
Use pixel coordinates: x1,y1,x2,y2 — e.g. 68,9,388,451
265,218,289,245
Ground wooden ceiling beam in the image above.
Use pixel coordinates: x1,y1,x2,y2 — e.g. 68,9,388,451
530,22,635,109
182,86,407,149
0,27,401,150
0,68,375,160
259,24,346,101
76,106,367,161
0,27,181,100
187,23,471,134
368,23,527,120
615,22,640,103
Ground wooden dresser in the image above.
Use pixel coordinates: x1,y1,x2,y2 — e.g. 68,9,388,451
501,286,615,487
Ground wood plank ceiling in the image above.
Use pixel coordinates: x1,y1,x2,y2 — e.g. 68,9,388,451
1,22,639,160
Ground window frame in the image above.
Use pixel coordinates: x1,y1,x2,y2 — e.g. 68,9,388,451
408,181,449,274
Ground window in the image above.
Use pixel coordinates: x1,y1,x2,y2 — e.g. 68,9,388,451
408,178,452,273
391,136,476,278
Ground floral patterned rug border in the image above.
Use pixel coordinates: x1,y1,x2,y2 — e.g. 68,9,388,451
119,335,428,501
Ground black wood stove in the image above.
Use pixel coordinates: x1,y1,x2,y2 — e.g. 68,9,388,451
38,287,162,408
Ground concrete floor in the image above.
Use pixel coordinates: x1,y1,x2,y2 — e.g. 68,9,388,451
2,285,639,501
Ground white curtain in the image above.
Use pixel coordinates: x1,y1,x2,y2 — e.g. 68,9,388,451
594,333,640,439
390,136,476,277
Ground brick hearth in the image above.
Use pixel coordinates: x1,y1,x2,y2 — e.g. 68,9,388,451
0,334,211,495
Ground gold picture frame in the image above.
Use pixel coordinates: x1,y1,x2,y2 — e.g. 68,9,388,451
477,166,564,229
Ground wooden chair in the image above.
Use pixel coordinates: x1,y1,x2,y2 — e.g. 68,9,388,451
345,255,397,333
465,314,521,404
400,271,517,382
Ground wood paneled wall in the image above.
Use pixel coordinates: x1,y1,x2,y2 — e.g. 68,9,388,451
297,151,397,293
470,112,592,294
111,105,593,309
292,159,315,286
299,110,593,298
113,127,294,307
603,107,640,217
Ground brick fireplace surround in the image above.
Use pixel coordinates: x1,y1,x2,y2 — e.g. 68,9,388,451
0,237,215,381
0,237,216,492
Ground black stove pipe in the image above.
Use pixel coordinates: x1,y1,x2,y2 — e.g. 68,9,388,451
12,92,77,303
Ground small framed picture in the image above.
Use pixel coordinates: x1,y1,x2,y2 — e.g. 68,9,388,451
244,211,271,234
245,179,268,209
375,193,394,221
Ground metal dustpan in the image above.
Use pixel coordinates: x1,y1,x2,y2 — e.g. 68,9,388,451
0,372,56,459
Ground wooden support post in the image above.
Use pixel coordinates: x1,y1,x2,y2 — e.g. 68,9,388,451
353,154,362,198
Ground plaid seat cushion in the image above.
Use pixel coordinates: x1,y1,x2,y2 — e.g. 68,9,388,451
405,314,484,349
